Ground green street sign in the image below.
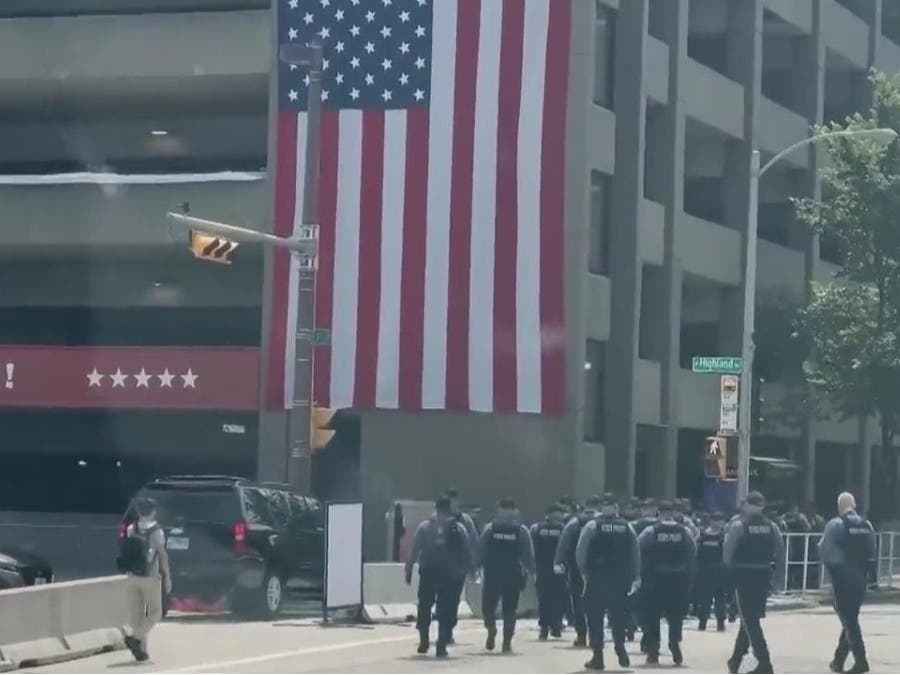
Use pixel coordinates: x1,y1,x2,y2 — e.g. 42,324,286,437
692,356,742,374
312,328,332,346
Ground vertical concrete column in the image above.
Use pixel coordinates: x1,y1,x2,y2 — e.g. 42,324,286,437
800,1,827,504
568,0,602,500
604,0,648,495
652,0,689,499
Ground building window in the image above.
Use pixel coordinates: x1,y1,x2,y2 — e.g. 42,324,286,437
594,2,616,108
589,170,611,275
583,339,606,442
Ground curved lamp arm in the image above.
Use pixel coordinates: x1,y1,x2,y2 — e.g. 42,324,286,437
758,127,897,178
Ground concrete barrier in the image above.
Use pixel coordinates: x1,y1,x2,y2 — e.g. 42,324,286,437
362,563,473,624
0,575,136,669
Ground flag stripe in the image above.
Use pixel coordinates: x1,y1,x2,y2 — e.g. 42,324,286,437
421,0,458,410
444,0,479,412
266,109,298,410
312,109,340,406
398,107,430,410
282,112,309,408
468,0,503,413
353,110,385,408
329,110,363,408
515,0,550,413
375,111,407,409
493,0,526,413
539,0,571,415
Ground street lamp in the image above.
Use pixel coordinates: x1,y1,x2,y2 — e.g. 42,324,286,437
736,127,897,506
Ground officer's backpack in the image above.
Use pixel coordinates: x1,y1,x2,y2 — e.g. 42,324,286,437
117,525,158,576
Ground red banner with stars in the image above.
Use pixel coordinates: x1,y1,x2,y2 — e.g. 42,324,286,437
0,346,259,410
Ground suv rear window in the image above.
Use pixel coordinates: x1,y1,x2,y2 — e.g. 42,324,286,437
138,487,242,524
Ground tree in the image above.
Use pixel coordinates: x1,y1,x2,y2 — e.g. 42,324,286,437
794,71,900,518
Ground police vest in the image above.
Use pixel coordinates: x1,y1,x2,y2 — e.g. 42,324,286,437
648,522,688,574
565,514,594,566
697,530,724,568
632,517,657,536
420,519,467,574
841,515,873,568
587,516,632,575
533,520,563,568
733,516,775,571
485,521,520,576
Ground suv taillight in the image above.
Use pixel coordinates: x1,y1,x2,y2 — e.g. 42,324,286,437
233,521,249,556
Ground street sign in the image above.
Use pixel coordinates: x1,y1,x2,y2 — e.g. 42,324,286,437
692,356,742,374
222,424,246,434
719,375,739,434
312,329,332,346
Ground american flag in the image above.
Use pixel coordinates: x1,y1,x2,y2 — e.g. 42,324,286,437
265,0,570,414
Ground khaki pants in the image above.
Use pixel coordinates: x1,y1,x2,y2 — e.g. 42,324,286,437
131,575,162,650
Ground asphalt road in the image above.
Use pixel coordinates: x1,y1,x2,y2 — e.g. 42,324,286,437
23,605,900,673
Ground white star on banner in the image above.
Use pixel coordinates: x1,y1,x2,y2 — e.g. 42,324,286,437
288,0,298,8
288,89,298,101
181,369,198,389
288,27,299,40
335,41,345,53
381,58,392,70
303,12,314,24
158,369,174,388
317,26,330,39
350,24,360,36
365,73,375,85
365,10,375,22
350,56,360,68
134,369,151,388
380,25,392,39
399,10,410,22
364,41,375,54
320,0,329,6
87,368,104,387
399,72,409,85
335,8,344,20
399,42,410,54
336,72,344,84
414,88,425,101
382,89,392,101
415,25,426,38
415,56,426,69
321,89,329,101
110,369,128,388
350,87,360,100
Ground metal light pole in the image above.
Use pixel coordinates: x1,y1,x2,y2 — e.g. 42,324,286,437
280,40,324,491
735,127,897,506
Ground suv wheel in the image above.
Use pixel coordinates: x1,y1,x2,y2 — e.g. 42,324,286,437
263,571,284,616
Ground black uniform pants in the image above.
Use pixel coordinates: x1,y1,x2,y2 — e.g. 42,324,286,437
695,568,728,625
535,571,566,630
731,573,772,667
448,575,466,630
568,571,588,638
416,570,460,642
643,575,688,652
584,575,629,651
829,566,867,666
482,576,522,638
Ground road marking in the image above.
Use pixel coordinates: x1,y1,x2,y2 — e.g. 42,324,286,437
161,628,480,673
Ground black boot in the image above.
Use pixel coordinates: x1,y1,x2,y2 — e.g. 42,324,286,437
717,619,726,632
435,640,448,659
417,630,429,654
124,636,140,660
485,626,497,651
551,625,562,638
646,651,660,665
574,633,588,648
848,657,870,674
615,643,630,668
698,619,707,631
727,656,742,674
539,626,549,641
670,641,683,666
829,660,845,673
502,624,514,653
584,651,605,671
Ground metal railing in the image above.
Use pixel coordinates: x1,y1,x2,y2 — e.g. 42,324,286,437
775,531,900,595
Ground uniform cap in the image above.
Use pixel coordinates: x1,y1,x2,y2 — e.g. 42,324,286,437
745,491,766,508
599,494,618,507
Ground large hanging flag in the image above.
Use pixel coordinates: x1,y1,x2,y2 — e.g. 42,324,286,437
267,0,570,414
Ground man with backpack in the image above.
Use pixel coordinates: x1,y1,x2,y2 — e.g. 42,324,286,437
118,497,171,662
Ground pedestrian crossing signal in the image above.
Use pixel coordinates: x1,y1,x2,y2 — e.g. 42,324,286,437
311,406,336,451
189,230,239,264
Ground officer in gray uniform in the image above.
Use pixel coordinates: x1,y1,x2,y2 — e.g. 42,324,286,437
576,494,641,671
638,500,696,666
405,497,473,658
478,498,535,653
724,491,785,674
819,492,875,674
555,495,601,648
444,487,479,643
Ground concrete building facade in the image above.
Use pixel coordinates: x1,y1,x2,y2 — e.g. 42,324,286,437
2,0,899,555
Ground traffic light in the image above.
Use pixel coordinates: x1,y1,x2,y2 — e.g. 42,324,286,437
311,406,336,451
189,230,239,264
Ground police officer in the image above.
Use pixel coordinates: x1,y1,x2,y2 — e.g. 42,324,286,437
576,494,641,671
444,487,479,643
819,492,875,674
632,498,658,536
555,495,601,648
478,498,535,653
638,500,696,666
724,491,785,674
530,503,568,640
405,496,473,658
695,511,728,632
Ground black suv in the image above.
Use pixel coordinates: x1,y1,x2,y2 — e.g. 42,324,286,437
120,476,324,618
